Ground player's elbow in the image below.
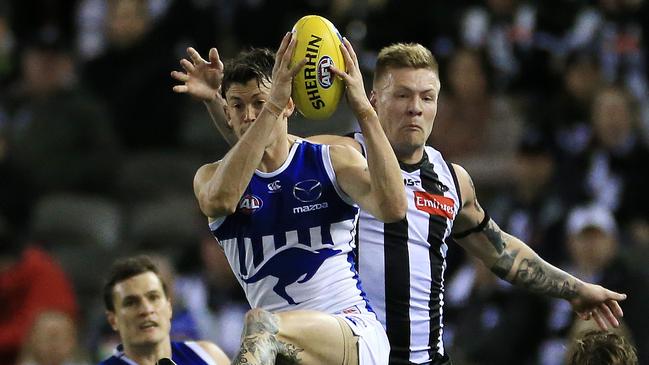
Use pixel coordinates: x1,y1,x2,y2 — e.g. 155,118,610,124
198,193,238,218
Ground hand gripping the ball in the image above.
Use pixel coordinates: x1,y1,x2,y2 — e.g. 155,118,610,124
267,32,307,114
329,38,376,122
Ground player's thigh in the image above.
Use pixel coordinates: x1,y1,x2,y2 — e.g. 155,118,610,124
275,310,353,365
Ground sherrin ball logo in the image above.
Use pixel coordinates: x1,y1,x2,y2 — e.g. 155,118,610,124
291,15,345,120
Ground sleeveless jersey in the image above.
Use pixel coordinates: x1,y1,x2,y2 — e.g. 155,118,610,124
354,133,461,364
99,341,215,365
210,139,372,315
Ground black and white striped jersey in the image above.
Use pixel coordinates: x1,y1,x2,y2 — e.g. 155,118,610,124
353,133,462,364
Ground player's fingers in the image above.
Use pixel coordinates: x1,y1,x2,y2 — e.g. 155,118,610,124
273,32,292,76
599,302,619,328
592,309,609,331
275,32,292,64
170,70,189,82
187,47,206,64
608,299,624,318
281,34,298,70
607,290,627,302
342,37,358,66
172,85,188,93
209,47,224,70
289,58,307,77
180,59,195,73
329,65,349,82
338,43,355,73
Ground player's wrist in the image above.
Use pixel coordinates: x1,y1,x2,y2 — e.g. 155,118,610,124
354,105,378,124
265,99,285,118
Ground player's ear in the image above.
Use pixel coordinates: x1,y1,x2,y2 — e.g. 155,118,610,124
369,90,377,109
285,97,295,117
223,105,233,129
106,310,118,331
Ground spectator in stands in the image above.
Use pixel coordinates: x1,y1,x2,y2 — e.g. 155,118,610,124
1,27,120,196
489,130,566,264
0,218,78,365
538,204,649,364
429,47,523,188
562,86,649,228
17,310,89,365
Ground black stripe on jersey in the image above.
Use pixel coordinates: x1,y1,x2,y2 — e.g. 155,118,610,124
251,236,264,267
420,156,451,361
349,131,364,270
237,238,248,276
446,162,462,214
384,217,411,363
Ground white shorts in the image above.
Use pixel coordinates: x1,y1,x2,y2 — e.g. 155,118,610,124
336,312,390,365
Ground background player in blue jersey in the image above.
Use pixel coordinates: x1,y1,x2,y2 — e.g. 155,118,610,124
99,256,229,365
173,40,628,365
176,32,405,365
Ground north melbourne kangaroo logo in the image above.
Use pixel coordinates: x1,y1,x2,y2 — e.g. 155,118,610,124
242,247,340,305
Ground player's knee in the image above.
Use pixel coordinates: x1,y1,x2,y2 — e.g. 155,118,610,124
243,308,280,336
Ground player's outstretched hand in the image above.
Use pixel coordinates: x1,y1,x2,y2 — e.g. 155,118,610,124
171,47,224,103
570,282,626,331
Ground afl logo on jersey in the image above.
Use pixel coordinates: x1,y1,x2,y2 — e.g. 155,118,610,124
293,179,322,202
239,194,263,214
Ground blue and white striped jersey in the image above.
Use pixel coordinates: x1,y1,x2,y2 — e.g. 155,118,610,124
210,139,372,315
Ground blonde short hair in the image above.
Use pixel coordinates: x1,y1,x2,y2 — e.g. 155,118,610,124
374,43,439,85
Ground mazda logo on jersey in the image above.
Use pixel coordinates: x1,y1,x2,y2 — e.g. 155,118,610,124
293,179,322,202
239,194,263,214
414,191,454,219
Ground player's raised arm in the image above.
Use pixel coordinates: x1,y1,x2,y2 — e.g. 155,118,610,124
328,38,406,223
193,33,304,219
171,46,238,146
450,164,627,331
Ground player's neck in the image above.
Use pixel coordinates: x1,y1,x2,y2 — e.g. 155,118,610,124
259,134,295,173
396,145,425,165
124,340,172,365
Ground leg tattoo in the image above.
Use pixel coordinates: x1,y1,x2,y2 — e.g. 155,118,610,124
232,309,306,365
232,309,281,365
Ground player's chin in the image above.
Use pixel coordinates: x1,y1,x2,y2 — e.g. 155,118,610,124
134,328,165,344
399,131,426,147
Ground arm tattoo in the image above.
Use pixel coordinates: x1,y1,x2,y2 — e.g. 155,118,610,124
483,220,506,254
512,258,580,299
491,249,519,279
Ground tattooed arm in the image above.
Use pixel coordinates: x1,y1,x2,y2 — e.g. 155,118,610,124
450,164,627,330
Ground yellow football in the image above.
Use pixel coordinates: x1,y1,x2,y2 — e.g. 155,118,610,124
290,15,345,120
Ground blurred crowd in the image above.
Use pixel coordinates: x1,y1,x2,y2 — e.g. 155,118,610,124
0,0,648,364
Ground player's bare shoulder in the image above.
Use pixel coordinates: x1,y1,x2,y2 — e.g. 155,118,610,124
194,161,220,191
328,143,366,171
448,163,473,206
